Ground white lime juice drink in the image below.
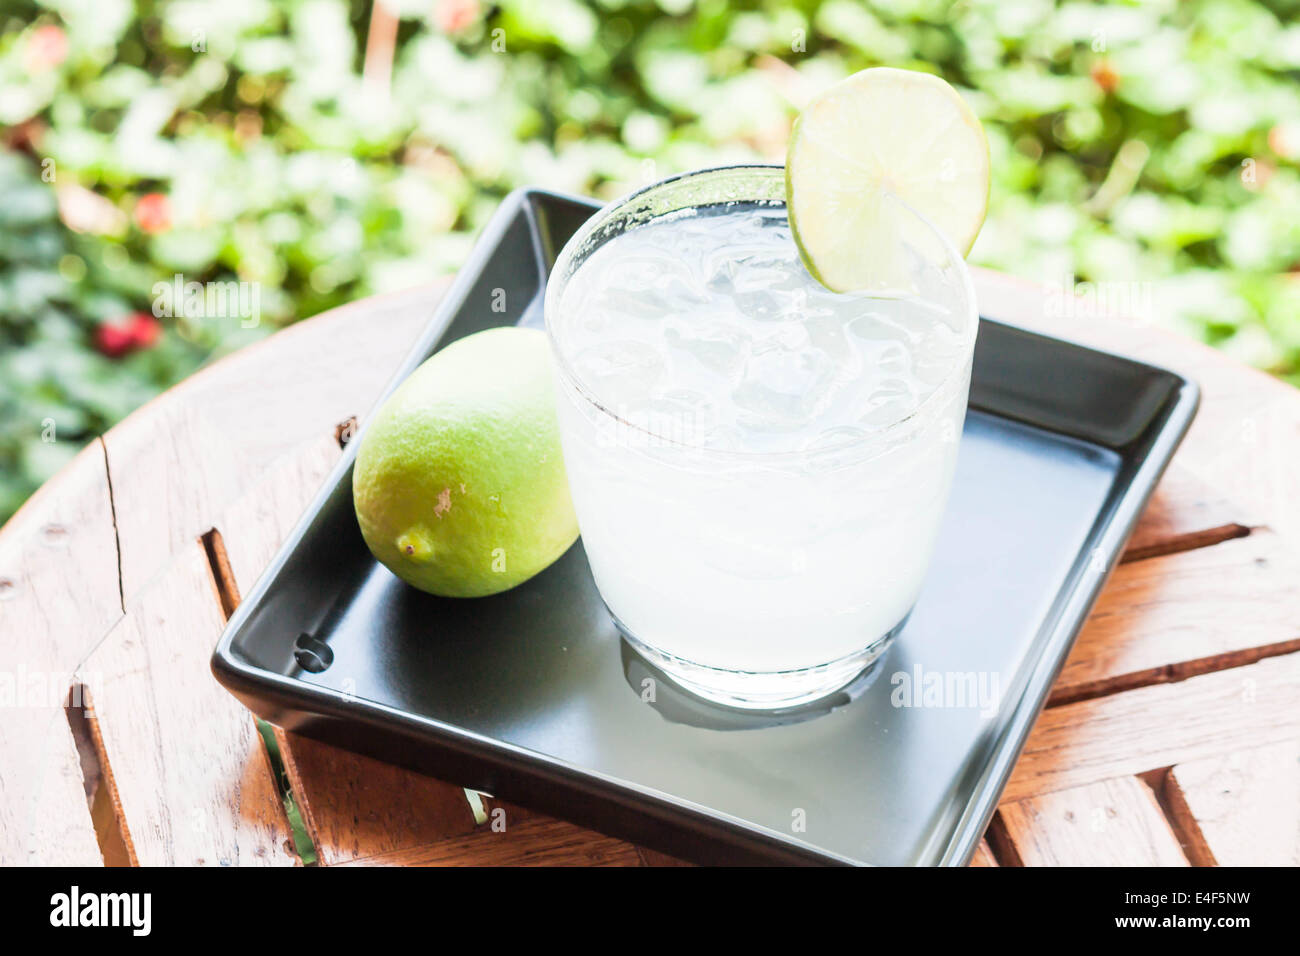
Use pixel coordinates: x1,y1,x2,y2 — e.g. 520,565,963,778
546,69,989,708
546,166,978,708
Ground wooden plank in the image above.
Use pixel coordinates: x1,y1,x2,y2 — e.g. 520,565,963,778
58,287,440,866
337,816,644,867
1122,465,1252,562
0,438,123,662
997,777,1187,866
103,283,441,603
0,708,103,866
1162,741,1300,866
208,437,501,867
1052,531,1300,704
0,439,122,865
1005,651,1300,803
272,734,485,867
211,433,342,595
78,545,296,866
202,428,489,865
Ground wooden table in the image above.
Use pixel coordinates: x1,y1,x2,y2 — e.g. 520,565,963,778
3,268,1299,867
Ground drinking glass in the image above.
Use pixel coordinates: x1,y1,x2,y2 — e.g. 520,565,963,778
545,165,978,709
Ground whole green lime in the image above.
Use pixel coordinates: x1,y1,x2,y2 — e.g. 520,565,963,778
352,327,578,598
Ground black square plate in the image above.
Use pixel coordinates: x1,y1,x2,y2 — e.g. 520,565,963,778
212,188,1198,866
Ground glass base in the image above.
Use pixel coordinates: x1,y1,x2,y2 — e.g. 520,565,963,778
614,613,908,711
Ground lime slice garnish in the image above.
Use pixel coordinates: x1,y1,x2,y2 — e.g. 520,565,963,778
786,67,990,293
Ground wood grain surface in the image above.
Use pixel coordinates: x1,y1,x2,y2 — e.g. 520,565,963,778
996,777,1189,867
1162,741,1300,866
1052,530,1300,705
0,441,122,865
3,267,1300,867
102,285,439,605
79,545,295,866
337,816,646,867
1005,652,1300,803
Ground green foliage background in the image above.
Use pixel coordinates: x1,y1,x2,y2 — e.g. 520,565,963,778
2,0,1299,520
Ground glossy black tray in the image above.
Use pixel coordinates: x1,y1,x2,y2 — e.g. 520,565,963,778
212,188,1198,866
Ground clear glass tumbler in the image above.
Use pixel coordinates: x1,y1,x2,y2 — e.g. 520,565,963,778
545,165,978,709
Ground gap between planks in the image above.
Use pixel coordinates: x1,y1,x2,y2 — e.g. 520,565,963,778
200,528,241,620
1139,768,1218,867
1118,461,1258,564
199,526,318,865
1048,527,1300,707
63,682,134,866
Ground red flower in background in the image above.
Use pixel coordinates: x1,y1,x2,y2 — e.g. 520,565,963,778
128,312,161,348
435,0,480,34
25,25,67,71
134,193,172,234
94,313,160,359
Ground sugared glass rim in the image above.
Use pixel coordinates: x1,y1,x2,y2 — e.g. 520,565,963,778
543,163,979,462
